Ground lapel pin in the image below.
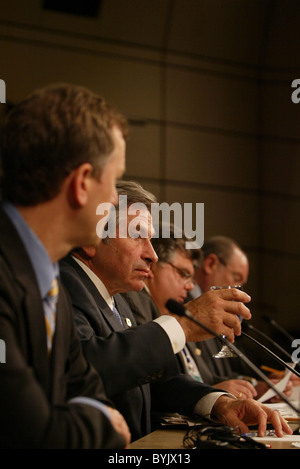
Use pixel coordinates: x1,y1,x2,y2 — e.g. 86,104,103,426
125,317,132,327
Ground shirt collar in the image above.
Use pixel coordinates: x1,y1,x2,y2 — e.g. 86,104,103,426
190,283,202,298
143,282,151,295
72,256,115,310
2,201,59,298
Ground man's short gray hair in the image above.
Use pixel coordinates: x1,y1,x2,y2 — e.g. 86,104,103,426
102,180,157,243
116,180,157,209
151,223,203,268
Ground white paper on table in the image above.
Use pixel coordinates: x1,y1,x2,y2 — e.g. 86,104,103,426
253,433,300,447
262,402,299,420
258,364,296,403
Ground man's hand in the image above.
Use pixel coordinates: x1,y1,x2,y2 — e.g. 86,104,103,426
107,407,131,448
213,379,257,399
211,395,293,437
177,288,251,342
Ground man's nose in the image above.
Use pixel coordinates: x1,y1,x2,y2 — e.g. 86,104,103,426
110,187,118,206
143,239,158,264
185,280,195,291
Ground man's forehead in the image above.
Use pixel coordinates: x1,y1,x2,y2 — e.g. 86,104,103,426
173,249,194,271
229,248,249,268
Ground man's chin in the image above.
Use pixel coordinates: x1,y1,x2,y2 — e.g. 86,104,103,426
125,280,145,293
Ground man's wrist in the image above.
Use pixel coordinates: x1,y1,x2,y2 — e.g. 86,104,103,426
210,394,236,421
153,315,186,353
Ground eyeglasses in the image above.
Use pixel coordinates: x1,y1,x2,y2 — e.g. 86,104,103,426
166,262,195,286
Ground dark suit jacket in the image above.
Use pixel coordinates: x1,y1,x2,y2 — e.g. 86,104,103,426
122,289,161,324
0,207,125,449
60,256,220,441
122,289,240,385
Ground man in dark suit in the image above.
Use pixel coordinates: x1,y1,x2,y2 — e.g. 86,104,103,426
0,83,131,448
60,180,292,441
60,254,214,441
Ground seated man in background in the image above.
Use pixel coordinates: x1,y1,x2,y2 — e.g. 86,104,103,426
0,83,131,448
191,236,249,299
60,180,291,441
189,236,294,400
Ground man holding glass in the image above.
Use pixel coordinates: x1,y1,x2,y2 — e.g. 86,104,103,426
60,180,292,441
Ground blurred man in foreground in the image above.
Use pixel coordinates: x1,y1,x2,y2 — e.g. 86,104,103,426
0,83,130,448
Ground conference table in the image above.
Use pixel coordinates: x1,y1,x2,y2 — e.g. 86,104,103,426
129,425,300,449
129,385,300,450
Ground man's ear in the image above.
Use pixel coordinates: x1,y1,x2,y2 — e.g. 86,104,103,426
81,246,97,259
68,163,94,208
202,253,219,274
74,246,97,261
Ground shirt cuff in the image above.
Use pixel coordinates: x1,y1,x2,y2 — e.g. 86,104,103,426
153,315,186,354
193,392,235,419
68,397,111,420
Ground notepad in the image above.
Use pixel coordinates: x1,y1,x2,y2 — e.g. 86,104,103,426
258,364,296,403
262,402,300,421
253,432,300,448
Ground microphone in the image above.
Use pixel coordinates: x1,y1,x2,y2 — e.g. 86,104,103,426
166,299,300,416
242,323,300,378
263,315,295,342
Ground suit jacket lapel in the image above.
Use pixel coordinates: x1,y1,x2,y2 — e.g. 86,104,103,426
114,296,131,329
97,293,125,332
62,256,125,332
0,208,49,392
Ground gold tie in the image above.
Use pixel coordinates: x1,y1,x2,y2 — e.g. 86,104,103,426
44,277,59,353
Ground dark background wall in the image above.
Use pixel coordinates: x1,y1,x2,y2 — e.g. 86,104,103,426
0,1,299,357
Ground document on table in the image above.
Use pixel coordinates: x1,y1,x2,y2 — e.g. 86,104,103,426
262,402,299,420
258,364,296,404
253,432,300,448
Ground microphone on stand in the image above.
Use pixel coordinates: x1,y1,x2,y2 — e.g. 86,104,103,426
242,323,300,378
263,315,295,342
166,299,300,417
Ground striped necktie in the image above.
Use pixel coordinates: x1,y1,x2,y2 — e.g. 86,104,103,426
44,277,59,353
181,346,203,382
112,303,124,327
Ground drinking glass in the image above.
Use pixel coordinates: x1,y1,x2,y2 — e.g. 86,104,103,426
210,285,242,358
